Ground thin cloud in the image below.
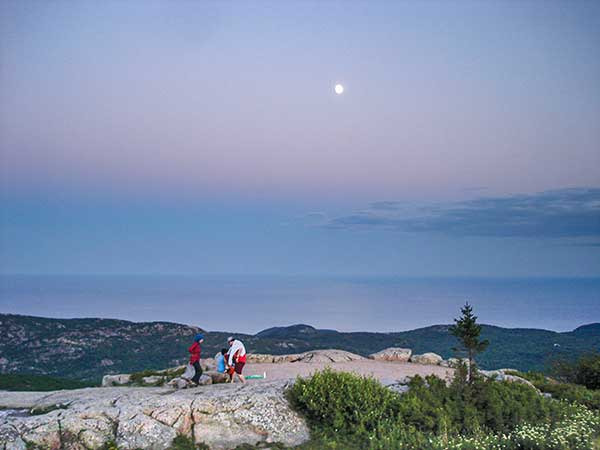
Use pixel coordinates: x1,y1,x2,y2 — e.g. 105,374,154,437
561,242,600,248
326,188,600,239
369,201,404,211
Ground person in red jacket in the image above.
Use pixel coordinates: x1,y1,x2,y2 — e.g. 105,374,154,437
188,333,204,385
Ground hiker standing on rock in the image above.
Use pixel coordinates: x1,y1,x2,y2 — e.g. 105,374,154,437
227,336,246,384
189,333,204,385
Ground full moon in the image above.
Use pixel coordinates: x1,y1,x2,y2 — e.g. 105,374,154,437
334,84,344,95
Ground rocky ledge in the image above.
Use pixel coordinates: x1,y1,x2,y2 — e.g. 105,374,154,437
0,381,309,450
0,348,536,450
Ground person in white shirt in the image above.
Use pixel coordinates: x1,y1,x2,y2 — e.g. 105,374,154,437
227,336,247,384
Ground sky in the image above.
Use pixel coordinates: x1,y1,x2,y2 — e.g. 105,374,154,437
1,0,599,277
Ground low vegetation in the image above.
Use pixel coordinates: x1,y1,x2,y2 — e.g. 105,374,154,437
0,373,97,391
288,369,600,449
128,366,186,386
505,367,600,411
552,353,600,390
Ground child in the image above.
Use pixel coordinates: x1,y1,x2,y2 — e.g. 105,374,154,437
215,348,227,373
224,351,235,381
188,333,204,385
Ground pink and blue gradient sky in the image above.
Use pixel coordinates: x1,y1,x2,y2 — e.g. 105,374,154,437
1,0,599,276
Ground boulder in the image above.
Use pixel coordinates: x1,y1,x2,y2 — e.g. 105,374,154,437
248,349,364,364
101,374,131,387
410,353,443,365
440,358,470,368
387,384,411,395
201,357,216,371
294,349,365,363
0,381,310,450
141,375,165,385
380,378,411,395
396,375,414,385
167,377,190,390
247,353,276,364
273,354,303,363
480,369,539,392
197,374,213,385
205,370,229,384
369,348,412,362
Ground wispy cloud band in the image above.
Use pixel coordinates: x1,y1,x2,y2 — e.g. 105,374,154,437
326,188,600,240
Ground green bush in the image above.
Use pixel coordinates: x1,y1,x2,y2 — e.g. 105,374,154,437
552,353,600,390
288,369,594,449
503,368,600,411
396,372,565,435
537,382,600,411
574,354,600,390
288,369,402,438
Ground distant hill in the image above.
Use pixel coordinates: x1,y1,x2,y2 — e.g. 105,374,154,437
1,314,598,381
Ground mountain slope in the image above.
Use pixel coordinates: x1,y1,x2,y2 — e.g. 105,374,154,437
1,314,598,380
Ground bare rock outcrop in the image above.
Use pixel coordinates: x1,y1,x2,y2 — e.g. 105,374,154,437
440,357,470,368
101,373,131,387
369,347,412,362
480,369,539,392
247,349,365,364
410,352,443,365
0,382,309,450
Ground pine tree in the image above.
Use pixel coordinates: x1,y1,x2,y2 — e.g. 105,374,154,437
449,302,489,382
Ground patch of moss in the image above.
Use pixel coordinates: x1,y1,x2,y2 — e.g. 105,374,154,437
168,434,200,450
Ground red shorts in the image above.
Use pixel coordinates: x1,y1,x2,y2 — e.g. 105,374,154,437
234,361,245,374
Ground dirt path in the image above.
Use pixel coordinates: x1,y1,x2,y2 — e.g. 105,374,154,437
243,360,454,384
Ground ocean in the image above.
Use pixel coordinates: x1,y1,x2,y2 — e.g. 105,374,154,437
1,275,598,334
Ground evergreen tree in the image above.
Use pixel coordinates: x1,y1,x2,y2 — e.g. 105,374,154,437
449,302,489,382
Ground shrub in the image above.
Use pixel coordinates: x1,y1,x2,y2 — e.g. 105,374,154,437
574,354,600,390
503,369,600,411
396,372,565,436
537,382,600,411
288,369,592,449
288,369,402,439
552,353,600,390
169,434,203,450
